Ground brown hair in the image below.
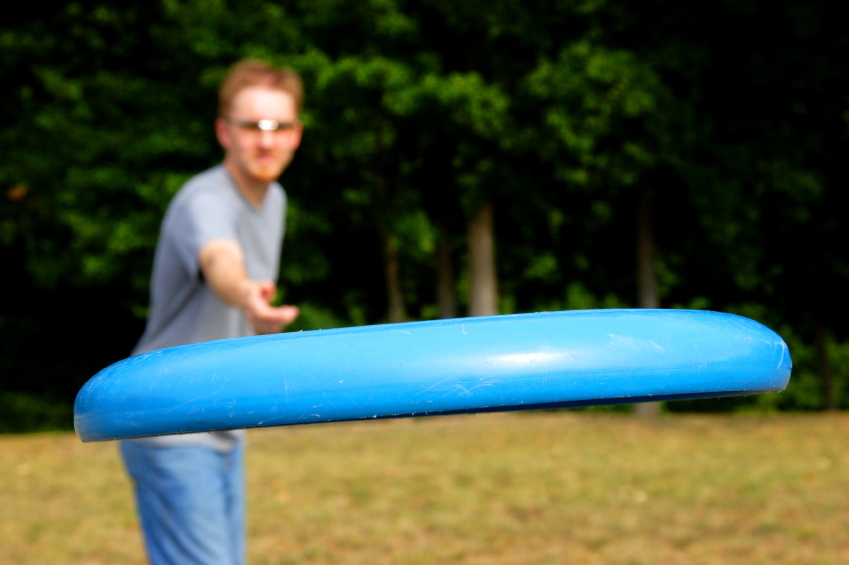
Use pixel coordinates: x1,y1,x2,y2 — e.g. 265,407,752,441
218,59,304,117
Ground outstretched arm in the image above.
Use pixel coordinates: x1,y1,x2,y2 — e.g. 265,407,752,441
199,238,299,334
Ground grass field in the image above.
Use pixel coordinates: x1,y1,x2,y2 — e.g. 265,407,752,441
3,412,849,564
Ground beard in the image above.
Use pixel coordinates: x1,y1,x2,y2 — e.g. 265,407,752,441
245,150,295,183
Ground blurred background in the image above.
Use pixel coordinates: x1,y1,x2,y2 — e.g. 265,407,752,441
2,0,848,431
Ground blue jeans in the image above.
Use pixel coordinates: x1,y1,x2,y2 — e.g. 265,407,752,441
120,439,245,565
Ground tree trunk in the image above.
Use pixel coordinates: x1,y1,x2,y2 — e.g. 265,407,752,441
436,226,457,319
382,233,406,323
814,316,835,410
468,200,498,317
635,192,661,417
636,193,660,310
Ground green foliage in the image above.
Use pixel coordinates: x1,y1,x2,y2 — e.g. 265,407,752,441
0,392,73,433
525,41,664,187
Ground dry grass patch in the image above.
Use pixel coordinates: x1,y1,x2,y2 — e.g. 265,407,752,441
3,413,849,564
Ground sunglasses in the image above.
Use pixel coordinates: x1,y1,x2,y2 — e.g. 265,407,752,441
229,119,299,132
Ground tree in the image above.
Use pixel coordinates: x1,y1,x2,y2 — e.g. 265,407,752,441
4,0,849,418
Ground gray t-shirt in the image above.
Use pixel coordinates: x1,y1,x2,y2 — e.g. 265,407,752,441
130,165,286,451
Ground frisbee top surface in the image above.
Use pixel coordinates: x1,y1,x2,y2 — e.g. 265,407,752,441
74,309,791,442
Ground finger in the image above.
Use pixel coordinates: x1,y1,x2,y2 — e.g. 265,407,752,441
254,306,294,324
280,305,299,325
249,315,285,335
256,280,277,303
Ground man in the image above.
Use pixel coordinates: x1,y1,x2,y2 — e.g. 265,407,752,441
121,59,303,565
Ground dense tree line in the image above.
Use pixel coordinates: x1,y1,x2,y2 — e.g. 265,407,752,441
2,0,848,427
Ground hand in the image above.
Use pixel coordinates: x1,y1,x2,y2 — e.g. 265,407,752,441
244,280,300,335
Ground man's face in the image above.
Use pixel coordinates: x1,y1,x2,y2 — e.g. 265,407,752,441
216,86,303,184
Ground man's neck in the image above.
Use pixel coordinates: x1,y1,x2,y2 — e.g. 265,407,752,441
223,160,270,209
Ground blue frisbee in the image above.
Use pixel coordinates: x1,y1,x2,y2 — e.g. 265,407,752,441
74,309,791,442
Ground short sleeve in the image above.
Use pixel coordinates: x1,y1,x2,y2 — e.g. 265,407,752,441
166,188,240,278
